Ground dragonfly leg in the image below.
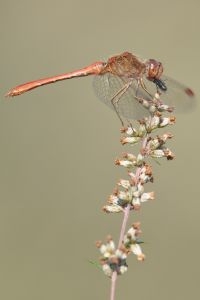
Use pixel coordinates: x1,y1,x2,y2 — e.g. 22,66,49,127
134,78,161,113
110,80,133,126
135,80,164,111
139,78,154,99
111,101,124,126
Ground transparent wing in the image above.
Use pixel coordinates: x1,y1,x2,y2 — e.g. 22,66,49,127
93,73,196,120
159,75,196,112
93,73,151,120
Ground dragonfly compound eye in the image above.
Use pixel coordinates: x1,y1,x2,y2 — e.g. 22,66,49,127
146,59,164,81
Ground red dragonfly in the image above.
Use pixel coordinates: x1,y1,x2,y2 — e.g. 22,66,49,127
6,52,195,124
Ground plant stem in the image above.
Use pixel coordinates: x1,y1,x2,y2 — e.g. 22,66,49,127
109,135,146,300
110,204,131,300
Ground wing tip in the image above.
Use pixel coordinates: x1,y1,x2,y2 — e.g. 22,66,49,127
185,87,195,98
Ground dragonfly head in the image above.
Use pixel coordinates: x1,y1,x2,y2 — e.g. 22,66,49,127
146,59,167,91
146,59,163,80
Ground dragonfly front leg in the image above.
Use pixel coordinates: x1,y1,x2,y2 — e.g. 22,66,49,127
136,78,154,99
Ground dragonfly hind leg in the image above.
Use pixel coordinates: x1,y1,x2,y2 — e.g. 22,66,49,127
110,80,133,126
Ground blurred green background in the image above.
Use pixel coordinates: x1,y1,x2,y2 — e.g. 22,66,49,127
1,0,199,299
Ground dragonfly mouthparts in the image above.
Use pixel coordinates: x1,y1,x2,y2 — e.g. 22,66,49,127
153,78,167,91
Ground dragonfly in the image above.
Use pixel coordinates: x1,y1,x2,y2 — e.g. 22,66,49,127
6,51,195,124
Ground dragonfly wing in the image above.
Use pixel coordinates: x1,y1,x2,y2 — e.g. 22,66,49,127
133,75,196,113
93,73,150,120
93,73,196,120
156,75,196,112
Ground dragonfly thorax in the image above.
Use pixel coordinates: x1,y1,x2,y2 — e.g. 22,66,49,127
100,52,146,79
